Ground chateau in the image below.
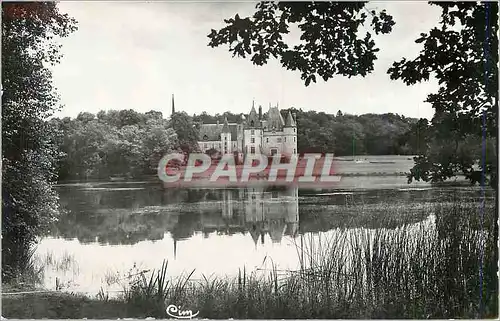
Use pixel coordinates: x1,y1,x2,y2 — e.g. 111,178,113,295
196,101,298,158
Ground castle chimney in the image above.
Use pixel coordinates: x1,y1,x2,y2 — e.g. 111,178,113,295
258,105,262,120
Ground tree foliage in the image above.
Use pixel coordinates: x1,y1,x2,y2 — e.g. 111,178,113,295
55,108,425,181
208,2,395,86
208,1,498,189
388,2,498,188
52,110,178,181
170,111,200,153
1,2,77,280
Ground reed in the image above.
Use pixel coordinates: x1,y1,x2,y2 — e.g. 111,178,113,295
3,244,45,287
122,200,498,319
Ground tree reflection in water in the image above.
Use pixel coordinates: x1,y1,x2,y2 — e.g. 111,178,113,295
49,183,482,246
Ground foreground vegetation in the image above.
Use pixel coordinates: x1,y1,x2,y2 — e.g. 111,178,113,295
2,2,78,282
3,200,497,319
122,202,498,319
2,2,497,319
3,1,496,283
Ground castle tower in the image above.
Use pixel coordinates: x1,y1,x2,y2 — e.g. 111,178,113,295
237,114,245,156
283,110,297,155
243,102,263,155
221,117,232,155
221,189,233,218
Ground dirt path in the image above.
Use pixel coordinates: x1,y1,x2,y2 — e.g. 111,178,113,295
2,292,136,319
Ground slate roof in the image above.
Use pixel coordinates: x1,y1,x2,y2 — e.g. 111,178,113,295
199,123,238,141
266,107,285,130
248,223,264,246
198,104,292,140
222,118,231,133
247,105,260,127
268,219,287,243
285,111,296,127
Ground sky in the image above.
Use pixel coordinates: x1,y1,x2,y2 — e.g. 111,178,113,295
52,1,442,120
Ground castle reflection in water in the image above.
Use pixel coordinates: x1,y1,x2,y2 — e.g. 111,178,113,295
53,184,300,249
53,183,446,252
208,186,299,245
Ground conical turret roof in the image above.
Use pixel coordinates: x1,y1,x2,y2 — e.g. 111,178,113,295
247,104,260,127
285,111,296,127
222,117,230,133
266,106,285,130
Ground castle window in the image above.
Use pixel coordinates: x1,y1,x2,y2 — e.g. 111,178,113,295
294,148,296,154
251,129,255,135
284,137,286,142
250,146,255,154
250,120,254,127
294,137,296,142
294,128,296,132
251,138,255,143
277,137,282,143
266,138,269,143
203,135,208,141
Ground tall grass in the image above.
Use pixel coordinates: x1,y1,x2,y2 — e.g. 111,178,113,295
2,244,45,288
122,200,498,319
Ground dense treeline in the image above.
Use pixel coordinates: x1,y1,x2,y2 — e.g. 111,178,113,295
193,108,424,155
289,109,422,156
52,108,428,181
51,110,178,181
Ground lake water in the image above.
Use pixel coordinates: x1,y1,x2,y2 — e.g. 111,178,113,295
34,157,493,296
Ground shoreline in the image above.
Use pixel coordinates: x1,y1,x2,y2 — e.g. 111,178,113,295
53,174,476,189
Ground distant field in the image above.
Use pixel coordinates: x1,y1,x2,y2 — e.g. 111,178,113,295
333,155,415,175
169,155,413,178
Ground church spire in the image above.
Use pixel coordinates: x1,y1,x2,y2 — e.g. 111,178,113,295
171,94,175,115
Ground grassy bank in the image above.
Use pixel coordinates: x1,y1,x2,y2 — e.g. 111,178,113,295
2,200,497,319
